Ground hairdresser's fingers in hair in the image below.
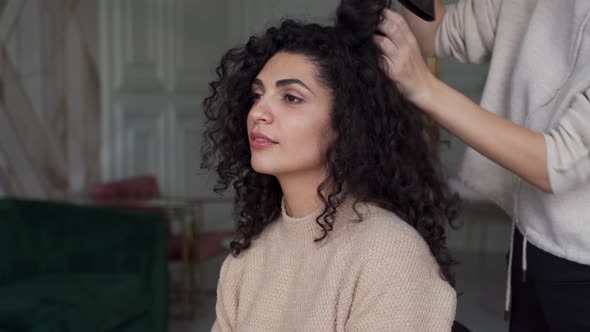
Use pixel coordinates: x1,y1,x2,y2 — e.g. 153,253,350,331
378,9,411,53
376,10,434,105
374,34,398,60
375,27,410,78
378,54,396,78
377,9,396,39
379,10,425,73
381,11,410,61
375,36,405,86
394,12,422,54
375,36,398,78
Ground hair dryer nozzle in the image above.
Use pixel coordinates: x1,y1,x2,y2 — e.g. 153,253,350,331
398,0,435,21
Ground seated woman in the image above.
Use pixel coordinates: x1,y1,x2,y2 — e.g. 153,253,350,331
202,0,460,330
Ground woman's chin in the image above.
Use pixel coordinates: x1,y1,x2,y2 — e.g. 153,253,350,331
250,160,279,176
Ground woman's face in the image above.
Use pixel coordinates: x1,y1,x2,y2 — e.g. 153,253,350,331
247,52,335,178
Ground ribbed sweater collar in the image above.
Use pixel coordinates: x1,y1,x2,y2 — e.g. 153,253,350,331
278,196,361,237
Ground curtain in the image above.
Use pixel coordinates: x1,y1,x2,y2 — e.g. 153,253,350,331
0,0,100,199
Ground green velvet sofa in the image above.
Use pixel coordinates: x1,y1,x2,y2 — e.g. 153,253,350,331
0,198,168,332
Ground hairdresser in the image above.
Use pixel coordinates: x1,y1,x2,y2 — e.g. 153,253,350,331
375,0,590,331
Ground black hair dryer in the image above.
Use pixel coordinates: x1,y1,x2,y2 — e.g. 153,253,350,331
397,0,435,21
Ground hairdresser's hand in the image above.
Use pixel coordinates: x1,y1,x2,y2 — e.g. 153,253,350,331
374,9,437,108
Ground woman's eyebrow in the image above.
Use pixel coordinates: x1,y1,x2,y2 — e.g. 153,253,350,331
276,79,314,95
252,78,315,96
252,78,264,89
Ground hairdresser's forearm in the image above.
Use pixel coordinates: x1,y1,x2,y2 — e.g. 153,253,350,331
401,0,445,56
417,78,552,193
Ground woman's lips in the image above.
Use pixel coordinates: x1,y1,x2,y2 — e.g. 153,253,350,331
250,132,278,149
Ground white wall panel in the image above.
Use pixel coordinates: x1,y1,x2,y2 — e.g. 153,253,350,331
111,0,167,92
169,0,228,94
102,0,229,199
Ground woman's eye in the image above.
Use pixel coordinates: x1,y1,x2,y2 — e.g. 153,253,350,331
251,92,262,101
284,94,303,104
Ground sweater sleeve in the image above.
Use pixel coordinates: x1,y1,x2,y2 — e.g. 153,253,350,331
211,255,237,332
345,226,456,331
435,0,503,64
544,87,590,194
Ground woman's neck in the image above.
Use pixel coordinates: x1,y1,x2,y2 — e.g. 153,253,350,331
278,170,328,218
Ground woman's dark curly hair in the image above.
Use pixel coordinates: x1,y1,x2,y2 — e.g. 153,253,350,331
201,0,461,284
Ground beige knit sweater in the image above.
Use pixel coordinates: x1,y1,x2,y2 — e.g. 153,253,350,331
211,199,456,331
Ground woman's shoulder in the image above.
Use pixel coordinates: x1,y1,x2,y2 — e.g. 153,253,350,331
341,202,445,287
344,202,433,261
217,218,285,272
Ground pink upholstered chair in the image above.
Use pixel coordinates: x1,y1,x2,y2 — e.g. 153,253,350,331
90,175,161,201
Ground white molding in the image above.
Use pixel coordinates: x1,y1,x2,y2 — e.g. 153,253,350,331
111,0,166,93
172,100,209,197
100,0,234,197
170,0,228,95
66,17,85,194
99,0,113,181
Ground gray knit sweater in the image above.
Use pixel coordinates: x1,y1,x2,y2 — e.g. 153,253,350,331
436,0,590,265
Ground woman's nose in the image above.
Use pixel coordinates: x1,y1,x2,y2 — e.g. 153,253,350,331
249,97,273,123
